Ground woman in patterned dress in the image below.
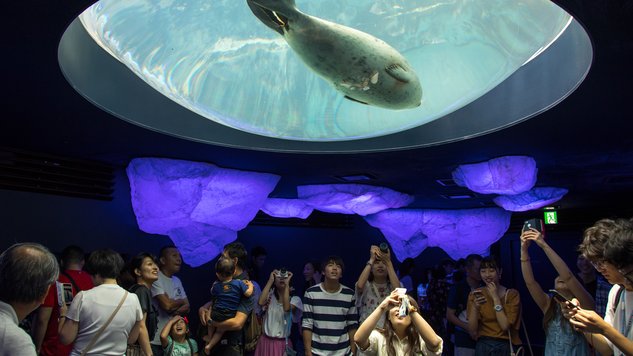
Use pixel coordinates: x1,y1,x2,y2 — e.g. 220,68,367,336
356,245,402,328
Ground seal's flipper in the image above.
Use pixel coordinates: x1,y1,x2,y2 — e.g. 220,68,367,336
385,64,413,83
247,0,288,35
344,95,369,105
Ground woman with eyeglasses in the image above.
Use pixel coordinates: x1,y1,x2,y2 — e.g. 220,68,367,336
562,218,633,356
520,227,594,355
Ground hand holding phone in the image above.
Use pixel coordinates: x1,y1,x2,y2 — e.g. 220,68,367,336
523,218,544,233
473,289,486,306
549,289,578,309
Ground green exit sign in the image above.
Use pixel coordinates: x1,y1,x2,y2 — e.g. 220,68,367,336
544,211,558,224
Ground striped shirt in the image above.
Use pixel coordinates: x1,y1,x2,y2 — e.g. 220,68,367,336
302,283,359,356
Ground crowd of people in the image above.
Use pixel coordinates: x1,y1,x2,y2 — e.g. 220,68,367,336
1,217,632,356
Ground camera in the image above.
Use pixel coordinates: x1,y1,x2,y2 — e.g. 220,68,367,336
276,268,288,279
379,243,389,253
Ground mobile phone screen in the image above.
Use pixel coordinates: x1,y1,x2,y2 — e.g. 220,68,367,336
549,289,570,304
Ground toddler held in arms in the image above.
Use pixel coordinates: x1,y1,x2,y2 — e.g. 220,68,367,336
204,256,253,354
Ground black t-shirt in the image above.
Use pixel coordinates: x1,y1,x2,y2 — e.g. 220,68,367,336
130,283,159,340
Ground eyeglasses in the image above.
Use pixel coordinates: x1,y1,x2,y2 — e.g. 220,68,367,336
590,260,606,270
618,266,633,286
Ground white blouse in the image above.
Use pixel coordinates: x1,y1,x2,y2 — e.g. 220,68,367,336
359,329,443,356
262,294,303,339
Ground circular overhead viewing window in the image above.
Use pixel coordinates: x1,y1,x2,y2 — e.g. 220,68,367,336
59,0,591,152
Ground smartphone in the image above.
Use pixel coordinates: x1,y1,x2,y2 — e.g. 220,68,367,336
62,284,74,305
549,289,576,308
473,289,486,303
395,287,407,297
523,218,544,233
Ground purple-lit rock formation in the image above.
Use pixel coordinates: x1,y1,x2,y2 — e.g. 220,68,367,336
297,184,414,216
452,156,537,195
126,158,279,266
261,198,313,219
493,187,568,212
365,208,511,261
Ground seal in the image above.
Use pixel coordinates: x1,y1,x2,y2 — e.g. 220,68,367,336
247,0,422,110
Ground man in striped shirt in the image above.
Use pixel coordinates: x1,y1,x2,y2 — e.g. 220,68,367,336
302,256,359,356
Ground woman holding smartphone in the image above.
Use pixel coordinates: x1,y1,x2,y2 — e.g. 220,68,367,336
467,256,521,356
520,225,594,355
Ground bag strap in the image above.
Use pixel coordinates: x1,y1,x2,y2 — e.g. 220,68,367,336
80,290,128,356
61,270,82,293
187,338,194,355
284,309,292,348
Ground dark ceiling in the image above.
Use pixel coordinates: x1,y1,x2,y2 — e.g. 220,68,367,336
3,0,633,223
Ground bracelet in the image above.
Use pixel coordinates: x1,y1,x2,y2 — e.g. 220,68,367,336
366,261,373,267
409,306,418,314
520,258,530,262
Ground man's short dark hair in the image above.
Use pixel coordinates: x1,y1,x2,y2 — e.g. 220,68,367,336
85,249,124,279
159,245,178,259
579,218,633,262
215,256,236,278
603,220,633,269
61,245,85,267
224,242,248,270
465,254,483,268
322,255,345,272
0,243,59,304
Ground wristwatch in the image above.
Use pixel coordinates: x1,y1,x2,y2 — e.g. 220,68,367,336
494,304,504,312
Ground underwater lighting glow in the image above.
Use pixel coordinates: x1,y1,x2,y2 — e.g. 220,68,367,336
126,158,279,266
74,0,575,142
493,187,568,212
452,156,537,195
365,208,511,261
261,198,313,219
297,184,413,216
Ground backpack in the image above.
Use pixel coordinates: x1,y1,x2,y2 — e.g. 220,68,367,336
243,309,262,352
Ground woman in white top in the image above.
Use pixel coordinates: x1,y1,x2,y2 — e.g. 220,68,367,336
59,249,144,356
254,269,303,356
354,290,443,356
356,245,401,328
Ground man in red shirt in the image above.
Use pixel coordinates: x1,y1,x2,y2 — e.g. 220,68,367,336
32,246,94,355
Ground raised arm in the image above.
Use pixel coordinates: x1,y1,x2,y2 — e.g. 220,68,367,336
354,290,399,350
525,229,595,310
378,246,402,290
281,272,292,312
160,315,180,348
259,270,276,306
356,246,378,291
408,296,443,353
486,283,515,332
519,231,550,312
